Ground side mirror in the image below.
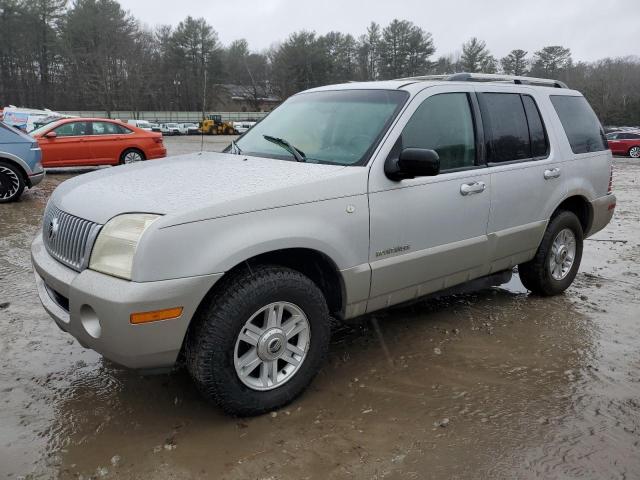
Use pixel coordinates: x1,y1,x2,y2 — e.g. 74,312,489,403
44,131,57,139
385,148,440,180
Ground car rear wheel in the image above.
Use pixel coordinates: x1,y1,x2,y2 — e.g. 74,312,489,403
186,265,331,416
120,149,145,165
0,160,26,203
629,146,640,158
518,211,583,296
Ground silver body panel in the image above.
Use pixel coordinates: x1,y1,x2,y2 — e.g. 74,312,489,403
32,80,617,369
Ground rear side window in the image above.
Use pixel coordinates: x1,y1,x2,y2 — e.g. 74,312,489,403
401,92,476,171
92,122,125,135
478,93,531,163
522,95,549,158
550,95,607,154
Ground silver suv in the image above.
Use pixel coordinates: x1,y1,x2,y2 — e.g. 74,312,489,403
32,73,616,416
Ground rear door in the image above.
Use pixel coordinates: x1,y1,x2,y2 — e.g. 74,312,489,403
480,88,567,272
40,121,92,167
85,121,128,165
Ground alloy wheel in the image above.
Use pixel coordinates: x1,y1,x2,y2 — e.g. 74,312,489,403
124,151,143,163
0,165,20,201
234,302,310,391
549,228,577,280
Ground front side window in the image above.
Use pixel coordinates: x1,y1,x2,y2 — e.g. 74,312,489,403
54,121,90,137
479,93,531,163
235,90,408,166
550,95,607,154
400,92,476,171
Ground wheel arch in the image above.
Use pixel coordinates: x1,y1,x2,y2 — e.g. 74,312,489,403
552,194,592,235
197,247,346,321
0,156,29,186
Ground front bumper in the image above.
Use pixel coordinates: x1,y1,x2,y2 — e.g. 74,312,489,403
586,193,617,237
29,170,45,187
31,232,222,369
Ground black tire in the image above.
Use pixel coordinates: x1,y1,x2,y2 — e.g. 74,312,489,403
518,211,584,296
185,265,331,416
0,160,26,203
119,148,146,165
628,146,640,158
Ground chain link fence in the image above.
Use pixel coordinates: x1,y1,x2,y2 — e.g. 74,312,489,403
58,111,269,123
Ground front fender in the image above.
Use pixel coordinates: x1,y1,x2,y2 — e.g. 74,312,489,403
133,195,370,282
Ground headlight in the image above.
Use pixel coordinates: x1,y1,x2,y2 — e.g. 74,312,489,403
89,213,160,280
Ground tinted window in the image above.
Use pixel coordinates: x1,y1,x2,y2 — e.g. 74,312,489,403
606,133,619,140
550,95,607,154
54,121,90,137
401,93,476,170
479,93,530,163
522,95,548,157
620,133,640,140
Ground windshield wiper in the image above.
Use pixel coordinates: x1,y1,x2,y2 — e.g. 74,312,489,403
263,134,306,162
230,139,242,155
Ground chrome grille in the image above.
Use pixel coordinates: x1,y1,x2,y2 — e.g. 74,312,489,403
42,203,101,271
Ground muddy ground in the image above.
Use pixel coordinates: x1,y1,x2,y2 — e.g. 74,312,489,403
1,137,639,479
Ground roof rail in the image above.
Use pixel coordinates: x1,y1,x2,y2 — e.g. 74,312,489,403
397,72,568,89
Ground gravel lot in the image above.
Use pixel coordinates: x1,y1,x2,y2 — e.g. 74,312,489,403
1,137,639,479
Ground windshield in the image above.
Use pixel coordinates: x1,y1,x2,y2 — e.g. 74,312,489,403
234,89,408,165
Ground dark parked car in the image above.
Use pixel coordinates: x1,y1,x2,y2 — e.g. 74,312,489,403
0,122,44,202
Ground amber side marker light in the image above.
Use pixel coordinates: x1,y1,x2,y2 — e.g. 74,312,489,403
130,307,184,325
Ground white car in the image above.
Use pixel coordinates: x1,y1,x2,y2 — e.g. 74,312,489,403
127,119,153,132
233,121,256,134
160,123,180,136
178,123,199,135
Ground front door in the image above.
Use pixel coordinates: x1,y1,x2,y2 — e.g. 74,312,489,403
367,88,491,313
40,121,92,167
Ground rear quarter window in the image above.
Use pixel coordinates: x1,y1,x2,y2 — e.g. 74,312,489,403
550,95,607,154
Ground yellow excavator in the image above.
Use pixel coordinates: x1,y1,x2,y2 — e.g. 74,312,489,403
199,114,238,135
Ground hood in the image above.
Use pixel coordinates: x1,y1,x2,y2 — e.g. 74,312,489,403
51,152,368,226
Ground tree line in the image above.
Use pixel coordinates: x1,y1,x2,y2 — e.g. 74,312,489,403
1,0,639,125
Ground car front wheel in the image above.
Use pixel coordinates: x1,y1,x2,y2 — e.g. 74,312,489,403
186,265,331,416
629,146,640,158
0,160,26,203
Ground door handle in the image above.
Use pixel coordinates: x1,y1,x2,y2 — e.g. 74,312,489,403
460,181,486,196
544,168,561,179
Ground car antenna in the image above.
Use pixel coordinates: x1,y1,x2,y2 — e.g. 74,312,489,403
200,69,207,154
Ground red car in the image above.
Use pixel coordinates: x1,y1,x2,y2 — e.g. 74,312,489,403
606,131,640,158
31,118,166,167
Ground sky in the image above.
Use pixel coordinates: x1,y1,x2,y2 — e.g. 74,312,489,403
119,0,638,62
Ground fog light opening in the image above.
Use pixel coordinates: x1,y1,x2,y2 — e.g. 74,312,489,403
80,305,102,338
